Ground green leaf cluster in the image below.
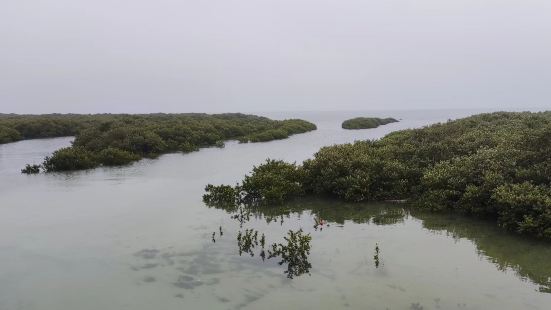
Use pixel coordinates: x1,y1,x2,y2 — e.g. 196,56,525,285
203,159,305,206
203,184,239,208
267,229,312,278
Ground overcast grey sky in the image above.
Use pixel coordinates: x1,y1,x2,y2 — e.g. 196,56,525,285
1,0,550,113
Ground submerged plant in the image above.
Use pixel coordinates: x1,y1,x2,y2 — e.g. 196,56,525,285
268,229,312,278
374,243,380,268
216,225,312,278
237,228,260,257
21,164,41,174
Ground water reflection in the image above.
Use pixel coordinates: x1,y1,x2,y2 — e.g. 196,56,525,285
207,198,400,278
237,229,261,257
267,229,312,278
234,228,312,279
374,243,380,268
206,197,408,227
207,197,551,292
412,209,551,293
130,197,550,300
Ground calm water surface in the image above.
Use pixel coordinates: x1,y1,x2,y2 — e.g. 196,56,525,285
1,110,550,310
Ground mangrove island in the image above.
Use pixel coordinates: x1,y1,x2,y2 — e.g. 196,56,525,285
341,117,398,129
0,113,316,172
205,111,551,240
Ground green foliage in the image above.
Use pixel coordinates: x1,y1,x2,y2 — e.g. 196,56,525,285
0,125,22,144
179,142,200,153
1,113,316,172
342,117,398,129
302,141,412,201
240,160,306,204
493,183,551,239
267,229,312,278
232,227,311,278
0,114,99,142
418,147,521,215
238,119,317,143
207,112,551,239
236,228,261,257
97,147,140,166
42,147,98,172
240,129,289,142
203,159,305,207
21,164,41,174
203,184,239,207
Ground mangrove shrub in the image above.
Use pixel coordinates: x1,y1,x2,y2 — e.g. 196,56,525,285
205,112,551,240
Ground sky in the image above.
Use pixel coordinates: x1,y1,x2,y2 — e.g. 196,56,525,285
1,0,550,114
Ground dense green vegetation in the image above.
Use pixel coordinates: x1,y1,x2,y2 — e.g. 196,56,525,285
204,159,306,206
205,112,551,240
0,114,105,144
0,113,316,172
341,117,398,129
